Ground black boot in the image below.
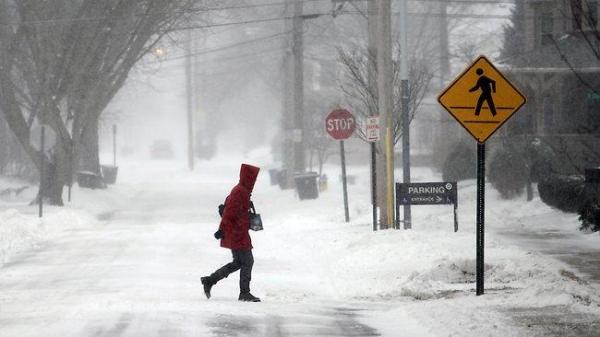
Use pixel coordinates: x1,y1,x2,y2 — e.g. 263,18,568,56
238,292,261,302
201,277,214,299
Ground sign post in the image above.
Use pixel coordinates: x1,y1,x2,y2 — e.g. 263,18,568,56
438,55,526,296
30,125,57,218
366,117,380,231
326,108,356,223
39,126,45,218
113,124,117,167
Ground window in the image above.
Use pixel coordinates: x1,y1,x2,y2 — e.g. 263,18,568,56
570,0,598,30
536,10,554,46
586,90,600,133
541,14,554,45
588,1,598,28
571,0,583,30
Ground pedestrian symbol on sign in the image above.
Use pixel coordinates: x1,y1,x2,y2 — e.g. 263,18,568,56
469,68,496,117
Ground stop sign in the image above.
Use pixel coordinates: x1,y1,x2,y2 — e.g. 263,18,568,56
325,109,356,140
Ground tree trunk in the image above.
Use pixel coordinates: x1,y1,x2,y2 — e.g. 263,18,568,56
35,138,71,206
76,116,105,189
78,117,101,175
526,169,533,201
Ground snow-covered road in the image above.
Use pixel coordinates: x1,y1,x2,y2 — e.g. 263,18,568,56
0,158,424,337
0,173,379,336
2,153,600,337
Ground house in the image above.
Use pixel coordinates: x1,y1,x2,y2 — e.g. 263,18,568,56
501,0,600,173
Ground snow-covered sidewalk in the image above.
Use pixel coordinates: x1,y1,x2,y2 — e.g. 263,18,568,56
1,152,599,336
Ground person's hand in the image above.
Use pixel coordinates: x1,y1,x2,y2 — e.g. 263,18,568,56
214,229,223,240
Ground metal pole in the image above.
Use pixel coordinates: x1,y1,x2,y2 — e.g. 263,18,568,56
395,183,400,229
113,124,117,167
282,0,293,188
371,142,377,231
185,29,194,171
399,0,411,230
292,0,305,173
385,127,394,228
341,140,350,223
39,126,45,218
476,142,485,295
368,0,379,230
454,204,459,232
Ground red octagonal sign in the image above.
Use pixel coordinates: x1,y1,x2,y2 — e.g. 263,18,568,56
325,109,356,140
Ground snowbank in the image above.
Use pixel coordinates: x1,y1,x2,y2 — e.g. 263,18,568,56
0,207,98,266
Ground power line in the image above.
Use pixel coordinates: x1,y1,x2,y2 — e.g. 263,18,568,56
2,0,516,27
150,51,283,77
148,31,290,64
0,0,331,26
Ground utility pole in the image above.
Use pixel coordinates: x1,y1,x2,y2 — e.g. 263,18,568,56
185,29,194,171
399,0,411,229
281,1,294,188
292,0,306,174
439,1,450,88
436,0,451,169
377,0,394,229
195,33,208,159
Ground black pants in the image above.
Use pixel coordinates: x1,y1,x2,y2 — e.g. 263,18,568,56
210,250,254,293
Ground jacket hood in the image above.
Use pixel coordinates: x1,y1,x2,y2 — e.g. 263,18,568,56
239,163,260,192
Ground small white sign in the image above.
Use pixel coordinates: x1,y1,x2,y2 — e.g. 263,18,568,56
30,125,57,152
366,117,380,142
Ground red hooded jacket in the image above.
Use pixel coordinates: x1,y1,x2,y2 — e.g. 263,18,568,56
219,164,260,250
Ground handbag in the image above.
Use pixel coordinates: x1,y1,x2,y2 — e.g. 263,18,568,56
215,201,263,238
249,202,263,231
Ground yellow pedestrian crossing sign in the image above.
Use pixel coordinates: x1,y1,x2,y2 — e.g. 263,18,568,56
438,55,526,143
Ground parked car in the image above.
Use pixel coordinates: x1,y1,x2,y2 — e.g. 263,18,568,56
150,139,173,159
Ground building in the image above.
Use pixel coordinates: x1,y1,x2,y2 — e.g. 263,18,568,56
502,0,600,173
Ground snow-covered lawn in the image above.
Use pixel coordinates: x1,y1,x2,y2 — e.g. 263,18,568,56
1,149,599,336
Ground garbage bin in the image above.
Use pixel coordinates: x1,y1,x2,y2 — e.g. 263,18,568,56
294,172,319,200
101,165,119,185
268,169,279,186
77,171,104,189
278,170,293,190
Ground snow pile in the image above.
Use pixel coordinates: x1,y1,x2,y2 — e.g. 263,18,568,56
0,209,45,265
0,207,100,266
0,176,35,203
237,154,600,322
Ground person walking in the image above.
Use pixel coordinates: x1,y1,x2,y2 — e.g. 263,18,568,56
202,164,261,302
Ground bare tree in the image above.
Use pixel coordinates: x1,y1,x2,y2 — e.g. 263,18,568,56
338,44,433,145
305,94,335,177
0,0,197,205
